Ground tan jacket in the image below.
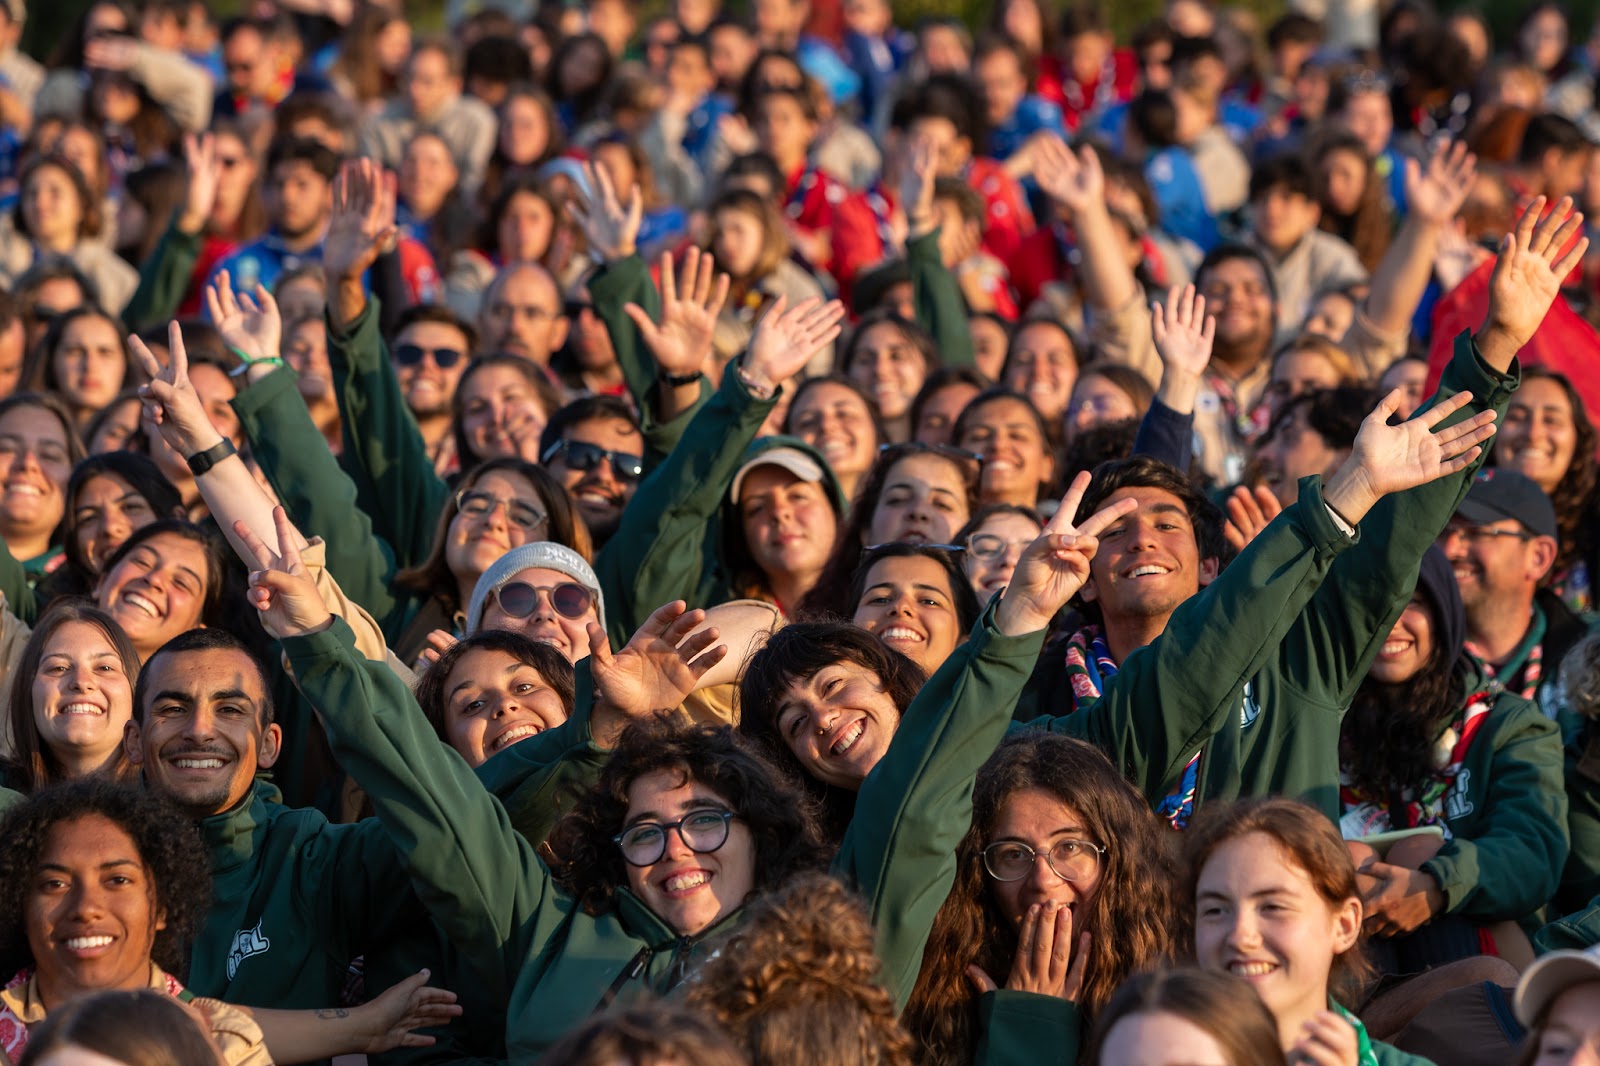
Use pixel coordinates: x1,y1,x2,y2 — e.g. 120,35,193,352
358,94,498,196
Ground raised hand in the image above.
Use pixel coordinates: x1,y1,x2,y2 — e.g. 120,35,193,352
177,132,220,235
1032,136,1104,217
84,36,136,71
568,160,643,263
1404,139,1477,228
717,112,758,156
236,507,334,639
588,601,728,749
131,320,225,458
622,249,730,378
899,134,938,237
994,472,1140,636
966,902,1091,1002
740,295,846,394
1478,196,1588,362
206,271,281,366
353,969,463,1053
1223,484,1283,553
1325,389,1498,523
1151,284,1215,377
325,158,398,283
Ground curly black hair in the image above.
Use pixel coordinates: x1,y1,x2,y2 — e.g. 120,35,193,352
546,719,829,918
0,781,210,980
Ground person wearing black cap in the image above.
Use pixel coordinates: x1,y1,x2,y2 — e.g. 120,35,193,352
1340,545,1567,973
1438,468,1590,728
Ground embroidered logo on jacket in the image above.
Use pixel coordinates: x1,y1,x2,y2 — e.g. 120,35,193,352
227,920,270,979
1444,769,1475,820
1239,681,1261,729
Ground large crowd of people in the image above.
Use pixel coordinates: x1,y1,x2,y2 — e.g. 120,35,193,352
3,0,1600,1062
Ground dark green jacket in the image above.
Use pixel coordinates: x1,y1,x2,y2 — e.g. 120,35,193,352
283,593,1041,1057
123,218,202,330
1537,893,1600,952
907,227,976,368
1562,721,1600,913
0,784,19,814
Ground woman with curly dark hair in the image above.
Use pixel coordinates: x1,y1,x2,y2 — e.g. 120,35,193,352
902,733,1182,1064
1491,366,1600,612
1339,546,1566,974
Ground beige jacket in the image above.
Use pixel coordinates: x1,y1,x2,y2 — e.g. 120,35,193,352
358,94,498,196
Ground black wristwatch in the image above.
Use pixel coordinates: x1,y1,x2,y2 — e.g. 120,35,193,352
185,438,237,476
659,370,701,388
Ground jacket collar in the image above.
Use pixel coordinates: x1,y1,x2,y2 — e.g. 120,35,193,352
197,778,283,874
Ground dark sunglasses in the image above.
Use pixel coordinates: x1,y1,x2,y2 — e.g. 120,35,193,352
495,580,593,620
541,439,645,481
395,343,466,369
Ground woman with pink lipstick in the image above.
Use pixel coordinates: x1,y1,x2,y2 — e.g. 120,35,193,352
2,601,139,794
1184,798,1436,1066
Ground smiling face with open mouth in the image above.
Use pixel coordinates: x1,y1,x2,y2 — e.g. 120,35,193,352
1368,596,1434,685
27,814,167,1006
1084,486,1217,625
0,403,73,558
622,770,755,937
31,619,135,775
852,554,965,675
442,647,569,767
1193,832,1360,1044
775,661,902,790
95,531,211,661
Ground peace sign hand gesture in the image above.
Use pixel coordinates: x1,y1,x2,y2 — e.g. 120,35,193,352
130,320,225,460
994,471,1139,636
236,506,335,640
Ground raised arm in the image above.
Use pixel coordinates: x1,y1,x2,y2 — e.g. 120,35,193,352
836,475,1137,1010
902,135,976,367
1133,284,1215,469
123,132,216,329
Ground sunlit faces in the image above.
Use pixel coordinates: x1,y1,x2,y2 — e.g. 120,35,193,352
405,46,458,119
400,316,473,416
500,94,552,165
1083,486,1216,621
1253,406,1347,509
1002,321,1078,423
22,163,85,248
1064,372,1140,442
0,317,23,400
32,621,134,775
866,453,969,546
1498,376,1578,496
956,396,1054,506
283,316,333,407
1193,833,1361,1040
399,134,460,220
445,469,550,583
53,315,127,419
963,510,1041,601
264,159,332,243
478,567,598,662
969,317,1009,382
915,380,981,446
496,188,556,263
1369,595,1434,685
126,645,280,818
1339,90,1392,159
788,382,876,485
1199,258,1274,354
547,417,642,539
95,532,209,660
1438,517,1550,615
774,658,900,789
753,92,815,173
975,46,1028,127
73,474,160,575
848,321,928,422
622,771,756,937
440,647,568,766
985,790,1104,929
0,404,71,554
738,466,837,588
1265,348,1344,420
26,815,166,1006
87,397,142,455
482,265,567,364
1318,147,1368,217
458,364,549,462
1303,291,1356,341
1529,983,1600,1066
711,206,765,279
852,555,964,674
1252,187,1321,257
1097,1011,1232,1066
1378,359,1429,422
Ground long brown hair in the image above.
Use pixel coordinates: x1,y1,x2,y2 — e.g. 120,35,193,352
1180,798,1374,1007
3,599,140,793
707,188,790,288
1088,967,1288,1066
1500,366,1599,581
903,733,1183,1064
1314,134,1392,273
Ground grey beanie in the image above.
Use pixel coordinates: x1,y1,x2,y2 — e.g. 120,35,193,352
466,542,606,635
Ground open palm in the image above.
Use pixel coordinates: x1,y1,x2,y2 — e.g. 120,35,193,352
589,602,727,747
569,160,642,262
1484,196,1588,349
995,472,1139,635
1033,137,1103,215
206,272,281,365
1152,284,1215,376
1404,139,1476,227
623,249,730,377
325,158,397,281
743,295,846,392
1348,389,1498,497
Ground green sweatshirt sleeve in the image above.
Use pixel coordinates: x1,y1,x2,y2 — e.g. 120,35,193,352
973,991,1083,1065
1040,479,1355,803
832,601,1044,1011
1275,330,1516,712
589,254,711,466
284,619,559,1008
0,536,36,625
1423,698,1569,920
122,219,201,329
326,296,452,569
1536,894,1600,953
593,367,777,645
232,367,402,632
908,228,975,368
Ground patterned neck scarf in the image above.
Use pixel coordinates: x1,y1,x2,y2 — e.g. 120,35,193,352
1339,690,1493,837
0,967,192,1059
1465,606,1546,702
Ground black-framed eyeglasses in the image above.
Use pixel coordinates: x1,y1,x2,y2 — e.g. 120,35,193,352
614,809,738,866
496,580,593,621
542,439,645,482
966,533,1033,561
863,542,965,552
395,343,466,369
454,489,548,531
982,839,1106,883
1443,524,1534,545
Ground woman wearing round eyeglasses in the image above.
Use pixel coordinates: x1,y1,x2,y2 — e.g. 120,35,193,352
903,732,1180,1064
958,504,1045,604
